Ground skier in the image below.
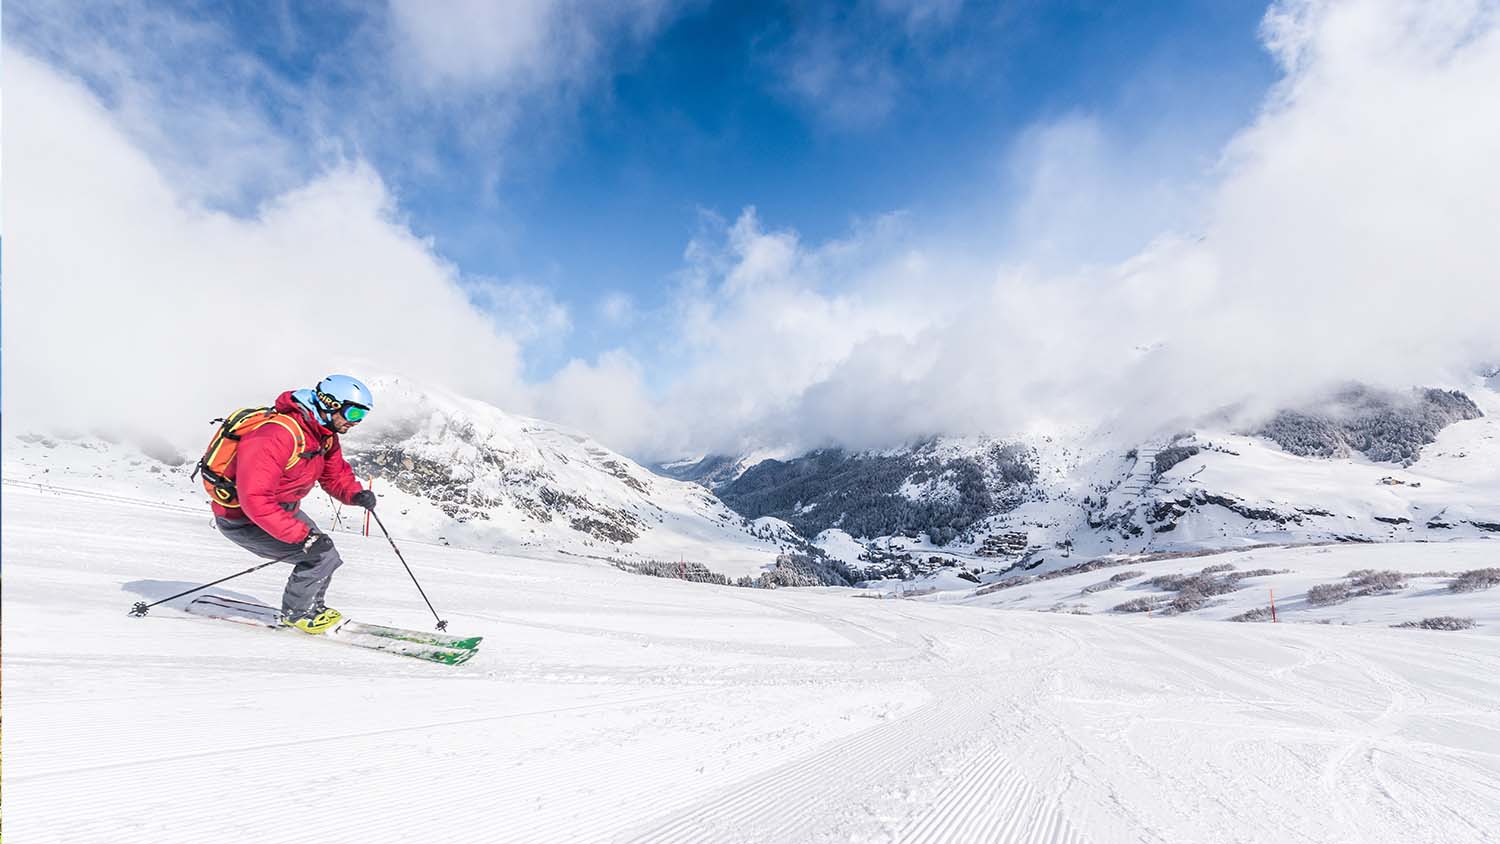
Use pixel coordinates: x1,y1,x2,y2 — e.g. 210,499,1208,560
209,375,378,633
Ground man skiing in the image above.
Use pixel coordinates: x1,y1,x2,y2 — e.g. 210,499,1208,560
210,375,378,634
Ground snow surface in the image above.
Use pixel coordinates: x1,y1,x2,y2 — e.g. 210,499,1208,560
5,485,1499,843
813,527,866,566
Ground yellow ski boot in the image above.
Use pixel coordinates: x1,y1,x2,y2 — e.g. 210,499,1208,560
281,606,344,634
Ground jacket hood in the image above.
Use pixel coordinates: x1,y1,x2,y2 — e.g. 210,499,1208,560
275,390,334,440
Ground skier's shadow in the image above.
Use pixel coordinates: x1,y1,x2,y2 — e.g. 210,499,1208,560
122,580,270,613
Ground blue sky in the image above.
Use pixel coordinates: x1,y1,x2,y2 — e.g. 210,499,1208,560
402,1,1278,374
26,2,1495,460
8,1,1275,379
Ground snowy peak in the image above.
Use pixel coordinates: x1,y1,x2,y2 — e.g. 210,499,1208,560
351,377,668,542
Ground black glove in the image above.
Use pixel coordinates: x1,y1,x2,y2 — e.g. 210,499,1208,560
351,490,377,510
302,530,334,558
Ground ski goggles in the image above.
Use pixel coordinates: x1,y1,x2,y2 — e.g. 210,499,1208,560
341,404,370,423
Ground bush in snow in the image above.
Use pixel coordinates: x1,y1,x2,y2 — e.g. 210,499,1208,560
1306,581,1351,606
1449,568,1500,593
1228,607,1274,622
1081,570,1143,594
1148,572,1243,597
1113,596,1165,613
1162,587,1209,615
1393,617,1477,631
1307,570,1407,606
1347,569,1407,594
1201,563,1236,574
1231,568,1288,580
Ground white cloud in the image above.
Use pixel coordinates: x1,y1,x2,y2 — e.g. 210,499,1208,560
386,0,678,93
1001,113,1213,268
2,52,530,447
778,26,902,128
874,0,965,34
532,349,658,450
465,279,572,343
4,0,687,214
598,292,636,325
5,0,319,211
764,0,971,129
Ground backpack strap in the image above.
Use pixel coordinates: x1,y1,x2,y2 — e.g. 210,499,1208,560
260,414,322,468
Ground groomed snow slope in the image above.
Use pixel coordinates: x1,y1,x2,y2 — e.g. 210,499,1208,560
5,486,1499,843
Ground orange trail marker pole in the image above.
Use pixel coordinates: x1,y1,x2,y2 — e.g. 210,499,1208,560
1269,588,1277,623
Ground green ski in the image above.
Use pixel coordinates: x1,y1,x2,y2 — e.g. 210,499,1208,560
184,595,482,666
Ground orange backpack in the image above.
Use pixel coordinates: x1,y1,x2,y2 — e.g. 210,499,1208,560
192,408,324,508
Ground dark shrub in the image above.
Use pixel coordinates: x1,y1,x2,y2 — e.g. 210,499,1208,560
1306,582,1351,606
1449,568,1500,593
1166,588,1208,614
1230,568,1287,580
1113,596,1165,613
1348,569,1407,594
1082,569,1145,594
1393,617,1476,631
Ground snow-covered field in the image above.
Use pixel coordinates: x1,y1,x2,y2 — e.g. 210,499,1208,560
937,541,1500,633
5,485,1499,843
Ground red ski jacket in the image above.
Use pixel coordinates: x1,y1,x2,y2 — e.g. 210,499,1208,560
211,391,366,544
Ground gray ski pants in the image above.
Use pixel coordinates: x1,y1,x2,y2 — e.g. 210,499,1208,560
214,506,344,615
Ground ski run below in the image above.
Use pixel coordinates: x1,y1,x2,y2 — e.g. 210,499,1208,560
4,484,1499,843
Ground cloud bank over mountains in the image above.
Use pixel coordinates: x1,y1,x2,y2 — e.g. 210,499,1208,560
6,0,1498,460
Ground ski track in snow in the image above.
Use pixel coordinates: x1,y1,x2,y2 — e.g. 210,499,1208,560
5,485,1500,843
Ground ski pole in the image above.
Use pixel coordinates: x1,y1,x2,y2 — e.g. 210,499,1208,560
368,509,449,631
128,547,305,617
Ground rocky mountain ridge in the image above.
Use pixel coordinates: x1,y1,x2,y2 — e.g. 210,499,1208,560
653,385,1500,586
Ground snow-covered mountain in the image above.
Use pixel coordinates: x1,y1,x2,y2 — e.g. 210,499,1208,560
2,374,788,578
667,383,1500,585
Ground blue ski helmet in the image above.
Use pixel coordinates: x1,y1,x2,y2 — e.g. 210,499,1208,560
298,374,374,424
